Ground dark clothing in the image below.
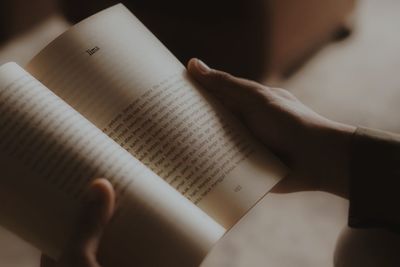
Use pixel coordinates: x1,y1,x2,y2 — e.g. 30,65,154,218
349,127,400,232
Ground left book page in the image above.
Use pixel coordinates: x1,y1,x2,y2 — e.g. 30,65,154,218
0,63,224,267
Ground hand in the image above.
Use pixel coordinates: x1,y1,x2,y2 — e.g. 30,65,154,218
188,58,356,198
40,179,115,267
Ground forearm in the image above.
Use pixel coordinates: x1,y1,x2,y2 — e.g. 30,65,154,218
315,121,355,198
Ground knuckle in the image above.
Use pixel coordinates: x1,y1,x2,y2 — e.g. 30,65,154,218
247,83,272,99
210,70,234,84
272,87,296,100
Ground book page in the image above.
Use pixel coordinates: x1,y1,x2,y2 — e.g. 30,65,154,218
0,62,224,266
28,4,288,228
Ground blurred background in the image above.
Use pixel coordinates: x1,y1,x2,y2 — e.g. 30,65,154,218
0,0,355,80
1,0,400,266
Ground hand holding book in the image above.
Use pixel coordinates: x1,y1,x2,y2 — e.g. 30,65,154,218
187,58,356,198
35,58,358,266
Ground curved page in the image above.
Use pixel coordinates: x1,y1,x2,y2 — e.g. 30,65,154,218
0,62,224,266
28,4,287,228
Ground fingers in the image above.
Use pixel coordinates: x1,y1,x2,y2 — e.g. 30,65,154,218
187,58,265,113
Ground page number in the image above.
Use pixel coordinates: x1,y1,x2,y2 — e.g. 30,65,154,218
234,185,242,193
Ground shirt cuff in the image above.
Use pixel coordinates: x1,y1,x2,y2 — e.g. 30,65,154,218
348,127,400,232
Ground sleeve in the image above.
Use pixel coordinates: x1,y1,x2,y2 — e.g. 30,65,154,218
348,127,400,232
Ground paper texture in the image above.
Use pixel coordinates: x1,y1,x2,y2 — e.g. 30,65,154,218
28,4,287,228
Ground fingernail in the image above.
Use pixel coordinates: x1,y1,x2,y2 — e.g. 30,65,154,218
196,59,211,74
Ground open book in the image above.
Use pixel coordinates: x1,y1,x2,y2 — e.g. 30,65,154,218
0,4,287,267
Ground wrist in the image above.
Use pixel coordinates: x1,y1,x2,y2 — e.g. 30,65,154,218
318,121,356,198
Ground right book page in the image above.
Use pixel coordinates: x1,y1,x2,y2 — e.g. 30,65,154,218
28,4,288,228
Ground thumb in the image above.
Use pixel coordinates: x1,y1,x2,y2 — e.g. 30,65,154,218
62,179,115,267
72,179,115,253
187,58,261,113
40,179,115,267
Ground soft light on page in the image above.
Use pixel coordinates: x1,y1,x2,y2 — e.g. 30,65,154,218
27,4,288,228
0,62,224,266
